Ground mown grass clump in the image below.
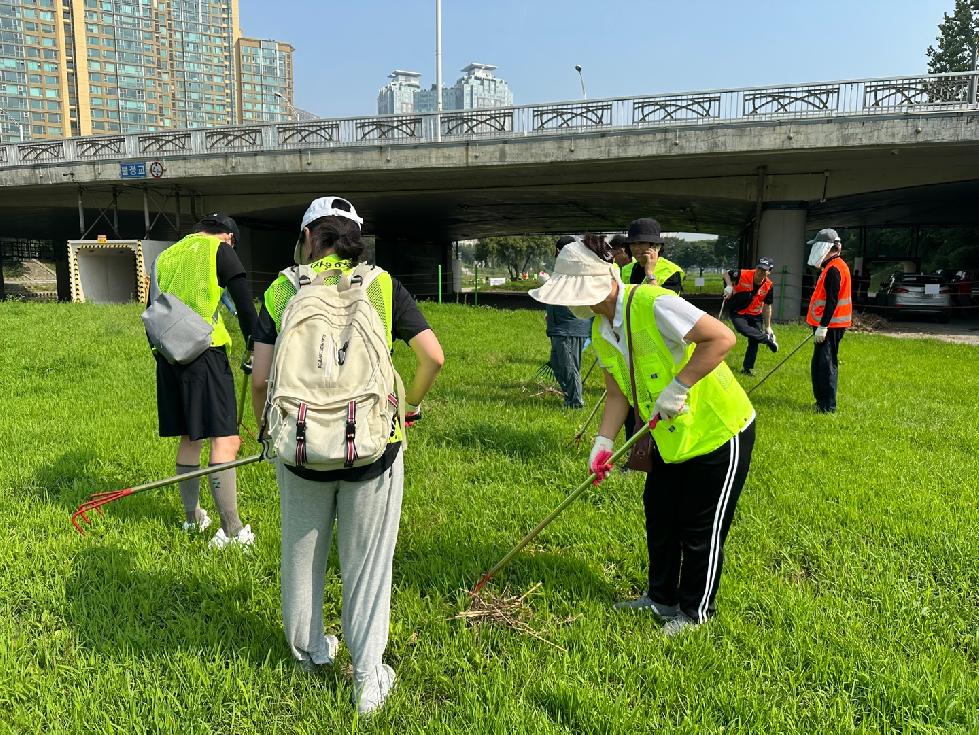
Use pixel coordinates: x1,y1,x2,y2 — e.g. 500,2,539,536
0,301,976,733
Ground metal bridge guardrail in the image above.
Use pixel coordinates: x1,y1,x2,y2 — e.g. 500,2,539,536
2,70,978,169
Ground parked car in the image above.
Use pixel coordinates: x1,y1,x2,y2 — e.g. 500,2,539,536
877,273,953,322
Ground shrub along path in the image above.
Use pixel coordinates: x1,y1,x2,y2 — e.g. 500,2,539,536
0,302,975,733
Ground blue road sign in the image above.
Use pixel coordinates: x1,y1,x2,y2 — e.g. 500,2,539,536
120,162,147,179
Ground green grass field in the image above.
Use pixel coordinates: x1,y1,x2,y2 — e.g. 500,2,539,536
1,302,976,733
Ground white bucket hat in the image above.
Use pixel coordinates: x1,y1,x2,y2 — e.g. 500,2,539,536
529,240,621,306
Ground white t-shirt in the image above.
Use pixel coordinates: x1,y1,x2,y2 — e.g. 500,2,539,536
596,287,705,366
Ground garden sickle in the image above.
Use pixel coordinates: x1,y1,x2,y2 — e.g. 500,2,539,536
473,416,660,595
747,332,814,395
71,454,262,535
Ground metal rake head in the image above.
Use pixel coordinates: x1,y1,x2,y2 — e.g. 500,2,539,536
71,487,134,535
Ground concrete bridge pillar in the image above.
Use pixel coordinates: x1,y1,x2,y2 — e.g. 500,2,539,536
757,203,808,322
373,238,454,300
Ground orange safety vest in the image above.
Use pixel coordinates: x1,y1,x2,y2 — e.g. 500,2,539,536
807,258,852,328
733,269,772,316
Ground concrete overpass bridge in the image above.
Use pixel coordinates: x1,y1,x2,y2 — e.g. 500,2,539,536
2,70,979,317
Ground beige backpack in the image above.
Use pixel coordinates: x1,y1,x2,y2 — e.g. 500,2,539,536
264,263,405,471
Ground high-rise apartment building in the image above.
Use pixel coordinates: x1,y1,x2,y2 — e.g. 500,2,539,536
414,63,512,114
236,37,293,123
376,69,421,115
0,0,295,142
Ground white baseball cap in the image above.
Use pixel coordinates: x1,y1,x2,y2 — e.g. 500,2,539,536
300,196,364,230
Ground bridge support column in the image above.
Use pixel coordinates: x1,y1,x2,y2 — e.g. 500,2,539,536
757,203,807,322
373,238,454,300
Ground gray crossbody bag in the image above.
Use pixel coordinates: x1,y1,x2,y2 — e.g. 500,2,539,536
141,257,219,365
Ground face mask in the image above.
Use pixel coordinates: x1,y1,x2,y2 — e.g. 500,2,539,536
569,305,594,320
807,242,832,268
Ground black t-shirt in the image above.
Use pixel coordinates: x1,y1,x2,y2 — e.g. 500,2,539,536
254,270,431,483
727,269,774,313
216,243,257,342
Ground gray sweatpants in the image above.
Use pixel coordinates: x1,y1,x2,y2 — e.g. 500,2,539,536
277,450,404,677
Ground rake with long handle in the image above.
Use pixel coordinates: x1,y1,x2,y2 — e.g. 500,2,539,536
570,389,607,445
717,296,729,320
472,417,659,595
579,355,598,386
70,454,263,535
746,332,814,396
237,344,253,430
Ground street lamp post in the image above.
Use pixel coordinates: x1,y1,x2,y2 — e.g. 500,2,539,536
574,64,587,100
273,92,317,122
435,0,443,142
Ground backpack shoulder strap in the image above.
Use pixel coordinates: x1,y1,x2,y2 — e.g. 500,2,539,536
279,264,320,292
148,257,161,302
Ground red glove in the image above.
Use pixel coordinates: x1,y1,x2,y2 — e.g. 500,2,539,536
589,436,615,485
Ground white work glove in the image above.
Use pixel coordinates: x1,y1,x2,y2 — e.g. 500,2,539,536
589,435,615,484
814,326,828,343
654,378,691,420
723,285,733,297
766,327,775,339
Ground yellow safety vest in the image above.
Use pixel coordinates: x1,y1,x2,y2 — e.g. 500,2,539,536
155,234,231,351
591,284,753,463
620,258,684,293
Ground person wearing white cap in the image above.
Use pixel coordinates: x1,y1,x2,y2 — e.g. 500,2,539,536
805,228,852,413
529,240,756,635
249,196,445,714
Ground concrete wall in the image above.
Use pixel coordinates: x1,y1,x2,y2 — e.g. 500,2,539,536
75,248,139,303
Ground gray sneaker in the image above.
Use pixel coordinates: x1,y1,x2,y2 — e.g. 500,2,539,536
662,612,701,636
613,595,679,619
353,663,396,716
296,634,339,675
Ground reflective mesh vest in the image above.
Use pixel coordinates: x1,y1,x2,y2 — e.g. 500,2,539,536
263,254,402,443
155,234,231,350
591,284,754,463
806,258,852,328
733,269,772,316
619,257,684,293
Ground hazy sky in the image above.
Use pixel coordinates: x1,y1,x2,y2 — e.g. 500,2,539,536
240,0,955,118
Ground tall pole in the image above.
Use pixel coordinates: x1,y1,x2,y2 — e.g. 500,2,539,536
435,0,443,143
970,38,978,105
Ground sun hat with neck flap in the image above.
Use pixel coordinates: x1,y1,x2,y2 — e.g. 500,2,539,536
529,240,622,307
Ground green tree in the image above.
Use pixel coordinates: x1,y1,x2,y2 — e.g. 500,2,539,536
927,0,979,73
479,235,554,278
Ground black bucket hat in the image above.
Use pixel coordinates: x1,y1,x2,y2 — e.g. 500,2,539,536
623,217,665,245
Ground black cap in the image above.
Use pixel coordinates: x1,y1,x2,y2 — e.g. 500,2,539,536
623,217,665,245
757,256,775,270
555,235,577,250
609,233,629,249
195,212,240,245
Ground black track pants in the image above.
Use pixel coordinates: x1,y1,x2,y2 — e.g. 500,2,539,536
811,327,845,412
730,314,766,371
643,420,756,622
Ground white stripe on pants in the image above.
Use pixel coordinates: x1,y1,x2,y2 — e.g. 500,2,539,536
277,450,404,676
697,432,739,623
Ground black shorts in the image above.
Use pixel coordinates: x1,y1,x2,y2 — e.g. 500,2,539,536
156,348,238,440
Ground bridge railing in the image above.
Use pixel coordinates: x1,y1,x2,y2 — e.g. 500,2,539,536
2,70,977,168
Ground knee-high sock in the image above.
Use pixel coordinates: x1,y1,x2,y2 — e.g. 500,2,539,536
176,463,203,524
208,465,243,536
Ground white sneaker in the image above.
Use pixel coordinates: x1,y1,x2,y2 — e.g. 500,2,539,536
182,509,211,533
297,635,339,674
662,611,701,636
208,524,255,550
613,594,679,619
353,664,396,716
